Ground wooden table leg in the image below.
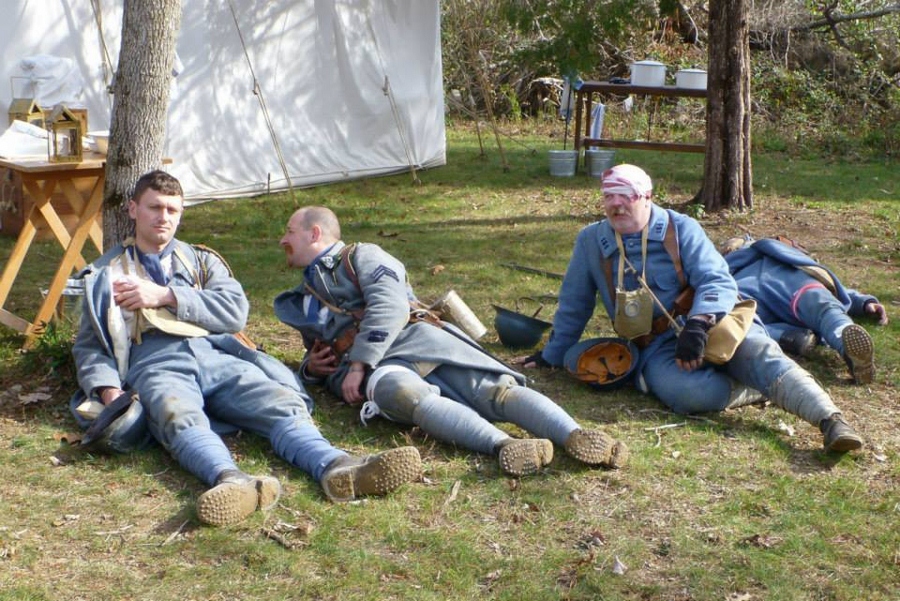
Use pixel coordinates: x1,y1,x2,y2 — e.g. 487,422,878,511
0,200,40,328
23,178,104,348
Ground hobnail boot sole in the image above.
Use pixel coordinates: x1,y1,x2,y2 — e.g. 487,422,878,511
498,439,554,477
565,429,629,469
842,324,874,384
256,476,283,511
826,434,864,453
822,416,864,453
197,481,262,527
321,447,422,503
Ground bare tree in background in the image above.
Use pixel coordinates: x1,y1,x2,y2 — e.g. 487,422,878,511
102,0,182,248
701,0,753,212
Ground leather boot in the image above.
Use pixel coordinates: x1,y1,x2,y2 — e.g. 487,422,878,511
779,328,817,357
564,429,628,469
841,324,874,384
320,447,422,503
497,438,554,476
197,469,282,527
820,413,864,452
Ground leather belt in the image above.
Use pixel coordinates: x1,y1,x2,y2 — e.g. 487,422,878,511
632,314,675,349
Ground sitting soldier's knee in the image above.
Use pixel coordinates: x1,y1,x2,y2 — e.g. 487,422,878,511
487,374,520,405
371,371,433,419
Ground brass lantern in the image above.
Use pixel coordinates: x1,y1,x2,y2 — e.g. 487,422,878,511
7,77,46,127
47,104,84,163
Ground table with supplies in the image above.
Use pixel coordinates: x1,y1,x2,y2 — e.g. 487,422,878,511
0,154,104,347
573,81,708,156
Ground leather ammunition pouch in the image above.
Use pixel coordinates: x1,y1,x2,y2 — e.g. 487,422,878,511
330,326,359,359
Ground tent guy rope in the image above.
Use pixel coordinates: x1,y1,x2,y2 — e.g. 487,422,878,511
225,0,297,203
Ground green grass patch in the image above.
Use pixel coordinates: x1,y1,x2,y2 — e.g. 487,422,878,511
0,120,898,600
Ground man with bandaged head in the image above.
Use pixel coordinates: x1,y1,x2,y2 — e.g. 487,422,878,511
519,164,864,453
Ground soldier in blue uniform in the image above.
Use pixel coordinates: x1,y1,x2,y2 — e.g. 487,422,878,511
72,171,421,526
722,236,887,384
520,164,863,453
274,206,628,477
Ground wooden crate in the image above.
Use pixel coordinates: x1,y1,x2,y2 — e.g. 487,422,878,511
0,166,101,239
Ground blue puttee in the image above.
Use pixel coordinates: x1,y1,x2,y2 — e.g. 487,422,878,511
270,416,346,482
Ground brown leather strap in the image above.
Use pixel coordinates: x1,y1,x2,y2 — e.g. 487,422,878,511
603,219,685,296
606,220,689,346
330,326,358,358
340,243,361,290
632,314,676,348
662,222,685,288
632,287,695,349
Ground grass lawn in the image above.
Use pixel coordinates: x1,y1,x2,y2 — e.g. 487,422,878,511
0,120,898,601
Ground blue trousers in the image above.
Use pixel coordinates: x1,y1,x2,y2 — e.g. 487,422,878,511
765,286,854,354
640,323,838,423
370,361,580,455
127,334,344,485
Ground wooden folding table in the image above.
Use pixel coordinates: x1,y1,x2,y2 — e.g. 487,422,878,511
0,154,105,347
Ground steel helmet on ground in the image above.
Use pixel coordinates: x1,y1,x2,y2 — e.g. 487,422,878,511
492,303,552,349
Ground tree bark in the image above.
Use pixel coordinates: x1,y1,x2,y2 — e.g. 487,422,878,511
701,0,753,212
102,0,182,250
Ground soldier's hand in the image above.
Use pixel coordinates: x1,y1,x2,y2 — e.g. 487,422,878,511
513,351,550,369
112,277,175,310
305,340,338,377
98,386,126,405
675,318,711,372
865,301,888,326
341,366,366,405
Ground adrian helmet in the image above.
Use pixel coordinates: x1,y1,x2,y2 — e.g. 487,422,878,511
563,337,639,390
492,303,552,349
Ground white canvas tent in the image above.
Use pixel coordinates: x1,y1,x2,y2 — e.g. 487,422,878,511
1,0,446,201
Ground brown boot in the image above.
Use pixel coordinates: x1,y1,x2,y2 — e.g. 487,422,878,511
497,438,554,477
321,447,422,503
197,469,282,527
820,413,863,452
564,429,628,469
841,324,874,384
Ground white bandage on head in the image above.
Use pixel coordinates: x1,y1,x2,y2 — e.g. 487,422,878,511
601,164,653,200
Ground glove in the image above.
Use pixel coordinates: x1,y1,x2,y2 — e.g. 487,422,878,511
524,350,551,368
675,317,712,363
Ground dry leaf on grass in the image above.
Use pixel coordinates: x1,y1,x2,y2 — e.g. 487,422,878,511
776,420,795,436
740,533,783,548
18,391,52,405
479,569,502,590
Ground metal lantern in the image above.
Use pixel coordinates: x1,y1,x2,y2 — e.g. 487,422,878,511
47,104,84,163
7,77,46,127
8,97,45,128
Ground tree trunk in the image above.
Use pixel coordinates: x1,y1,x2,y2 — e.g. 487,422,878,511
701,0,753,212
102,0,182,249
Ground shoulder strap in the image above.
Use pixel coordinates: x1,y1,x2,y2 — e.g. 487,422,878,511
179,243,258,350
603,220,685,293
662,222,686,288
339,243,361,291
188,243,238,288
